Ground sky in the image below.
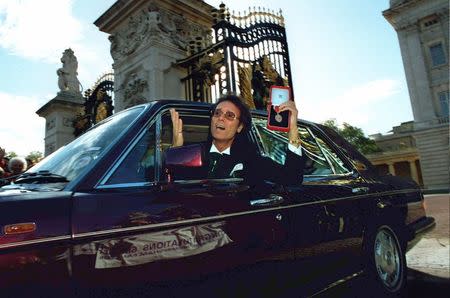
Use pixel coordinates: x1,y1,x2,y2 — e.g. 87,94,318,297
0,0,413,156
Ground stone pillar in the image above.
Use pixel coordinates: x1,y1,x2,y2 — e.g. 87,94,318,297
37,48,84,156
36,92,84,156
409,159,420,184
414,126,450,191
388,162,396,175
95,0,215,112
397,26,436,127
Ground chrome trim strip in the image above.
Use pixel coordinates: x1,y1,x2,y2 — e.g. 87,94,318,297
0,190,421,248
155,113,162,182
316,188,421,204
173,178,243,184
0,235,72,250
96,182,157,189
310,270,364,297
73,205,297,240
73,188,421,240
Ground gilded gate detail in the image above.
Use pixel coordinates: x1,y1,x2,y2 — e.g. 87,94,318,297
73,73,114,137
176,4,293,109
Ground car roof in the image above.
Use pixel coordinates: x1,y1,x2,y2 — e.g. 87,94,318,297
140,99,318,128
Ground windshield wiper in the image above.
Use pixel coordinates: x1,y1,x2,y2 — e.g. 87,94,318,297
14,170,69,184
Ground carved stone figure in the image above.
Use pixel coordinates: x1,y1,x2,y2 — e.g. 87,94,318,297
122,73,149,108
57,49,81,93
107,6,210,63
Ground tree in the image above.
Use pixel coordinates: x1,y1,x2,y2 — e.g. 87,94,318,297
26,151,44,163
6,151,17,158
322,119,381,155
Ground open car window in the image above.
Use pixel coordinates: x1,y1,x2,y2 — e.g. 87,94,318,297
160,110,211,150
160,109,211,181
252,117,351,177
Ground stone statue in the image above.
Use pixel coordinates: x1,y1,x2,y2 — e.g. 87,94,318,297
57,48,81,93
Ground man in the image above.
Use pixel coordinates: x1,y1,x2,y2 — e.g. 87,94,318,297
170,95,305,186
7,157,27,182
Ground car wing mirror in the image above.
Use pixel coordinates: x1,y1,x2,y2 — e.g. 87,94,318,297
163,144,205,182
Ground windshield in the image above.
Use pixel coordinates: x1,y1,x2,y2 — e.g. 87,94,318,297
30,106,145,182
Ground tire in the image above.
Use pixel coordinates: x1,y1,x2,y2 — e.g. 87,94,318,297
364,224,407,297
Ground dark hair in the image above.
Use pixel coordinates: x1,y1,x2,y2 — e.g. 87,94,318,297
212,95,252,134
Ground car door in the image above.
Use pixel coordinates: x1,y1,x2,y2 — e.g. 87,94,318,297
70,105,296,293
252,116,367,293
0,190,72,291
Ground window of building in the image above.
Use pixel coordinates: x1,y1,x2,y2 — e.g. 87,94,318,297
438,91,449,117
429,43,446,66
421,15,439,28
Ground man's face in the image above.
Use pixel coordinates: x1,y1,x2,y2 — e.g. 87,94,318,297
210,101,244,147
10,162,25,174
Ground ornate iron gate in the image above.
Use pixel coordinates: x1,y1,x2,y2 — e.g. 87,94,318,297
177,4,293,109
73,73,114,136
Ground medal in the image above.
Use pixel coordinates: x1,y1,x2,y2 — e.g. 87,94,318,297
275,113,282,123
274,105,282,123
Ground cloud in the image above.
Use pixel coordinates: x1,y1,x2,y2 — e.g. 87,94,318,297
0,0,113,87
334,79,401,107
0,92,47,156
0,0,82,63
300,79,403,130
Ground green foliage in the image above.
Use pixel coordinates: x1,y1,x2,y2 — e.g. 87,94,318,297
26,151,43,163
6,151,17,158
322,119,381,155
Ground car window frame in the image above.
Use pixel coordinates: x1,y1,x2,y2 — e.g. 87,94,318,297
306,125,354,176
156,106,246,185
250,114,356,180
96,116,158,189
63,105,150,191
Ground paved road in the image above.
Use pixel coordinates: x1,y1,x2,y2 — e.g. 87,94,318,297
406,194,450,297
320,193,450,297
407,194,449,278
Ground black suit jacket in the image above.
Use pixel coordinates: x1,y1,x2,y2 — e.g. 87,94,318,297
205,138,305,186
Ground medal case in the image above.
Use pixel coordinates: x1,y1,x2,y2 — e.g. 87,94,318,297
267,86,291,132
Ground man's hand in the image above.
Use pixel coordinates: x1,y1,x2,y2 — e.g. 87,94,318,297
170,109,184,147
278,100,301,147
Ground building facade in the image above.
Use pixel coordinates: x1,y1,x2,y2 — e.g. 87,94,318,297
383,0,449,191
367,121,423,186
94,0,214,112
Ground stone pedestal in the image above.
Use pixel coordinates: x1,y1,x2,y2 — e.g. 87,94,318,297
36,91,84,156
95,0,214,112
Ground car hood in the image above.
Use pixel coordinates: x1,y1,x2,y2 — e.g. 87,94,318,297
0,183,67,196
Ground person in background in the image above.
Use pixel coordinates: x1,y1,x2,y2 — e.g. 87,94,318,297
0,147,7,172
26,158,35,170
8,157,28,182
169,95,305,186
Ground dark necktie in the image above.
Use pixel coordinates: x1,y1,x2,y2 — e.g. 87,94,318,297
208,152,223,178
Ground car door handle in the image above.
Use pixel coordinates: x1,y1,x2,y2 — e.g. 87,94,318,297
377,200,392,209
352,187,369,194
250,194,284,206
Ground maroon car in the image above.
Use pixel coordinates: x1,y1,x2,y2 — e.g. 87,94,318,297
0,100,435,297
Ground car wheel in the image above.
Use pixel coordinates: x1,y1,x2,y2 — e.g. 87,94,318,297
364,224,407,297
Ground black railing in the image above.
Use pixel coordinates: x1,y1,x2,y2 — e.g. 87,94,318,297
177,4,292,108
